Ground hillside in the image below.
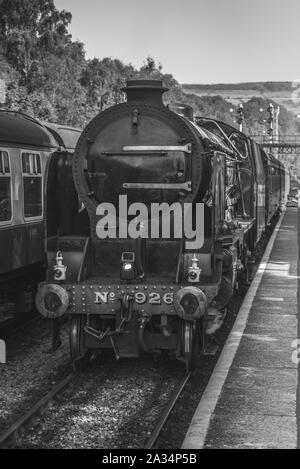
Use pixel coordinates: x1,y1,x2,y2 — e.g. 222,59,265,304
182,82,300,117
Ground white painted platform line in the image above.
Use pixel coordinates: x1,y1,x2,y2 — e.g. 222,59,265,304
181,210,287,449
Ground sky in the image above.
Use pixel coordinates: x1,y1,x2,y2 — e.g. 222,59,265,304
55,0,300,84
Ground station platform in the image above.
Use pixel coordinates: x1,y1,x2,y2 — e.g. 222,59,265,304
182,207,299,449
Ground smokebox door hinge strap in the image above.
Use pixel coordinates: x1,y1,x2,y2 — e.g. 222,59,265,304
122,181,192,191
122,143,192,154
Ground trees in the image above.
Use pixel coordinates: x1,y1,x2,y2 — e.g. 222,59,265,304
0,0,89,125
6,83,57,121
0,1,297,137
81,57,135,121
30,41,87,125
0,0,72,82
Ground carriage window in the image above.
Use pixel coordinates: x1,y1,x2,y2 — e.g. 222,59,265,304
0,151,12,222
22,152,42,218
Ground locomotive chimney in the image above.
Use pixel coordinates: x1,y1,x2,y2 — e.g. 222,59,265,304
122,79,169,106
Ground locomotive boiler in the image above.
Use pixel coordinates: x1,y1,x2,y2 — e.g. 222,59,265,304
36,79,288,370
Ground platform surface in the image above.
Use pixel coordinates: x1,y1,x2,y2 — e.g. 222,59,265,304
182,207,299,449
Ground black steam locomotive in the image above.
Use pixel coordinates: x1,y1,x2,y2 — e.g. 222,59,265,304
35,80,289,369
0,110,81,323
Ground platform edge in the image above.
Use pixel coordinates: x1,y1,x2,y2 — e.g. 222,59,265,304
181,209,287,449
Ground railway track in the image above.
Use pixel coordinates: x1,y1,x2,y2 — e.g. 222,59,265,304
1,357,190,449
145,371,191,449
0,368,79,449
0,349,96,449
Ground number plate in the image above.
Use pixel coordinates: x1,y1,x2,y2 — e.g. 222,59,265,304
135,291,173,305
94,290,173,305
70,285,179,315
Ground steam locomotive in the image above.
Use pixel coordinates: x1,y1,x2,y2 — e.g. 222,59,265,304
35,79,289,370
0,110,81,323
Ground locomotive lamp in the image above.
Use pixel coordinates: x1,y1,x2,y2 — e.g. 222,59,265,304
53,251,67,282
188,254,201,283
120,252,136,280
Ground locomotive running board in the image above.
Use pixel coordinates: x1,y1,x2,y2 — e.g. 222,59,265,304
122,181,192,191
122,144,192,154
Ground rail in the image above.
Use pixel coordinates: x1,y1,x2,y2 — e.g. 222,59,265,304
145,372,191,449
0,372,75,448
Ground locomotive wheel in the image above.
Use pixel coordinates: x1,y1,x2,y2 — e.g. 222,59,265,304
69,314,86,362
180,319,199,372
